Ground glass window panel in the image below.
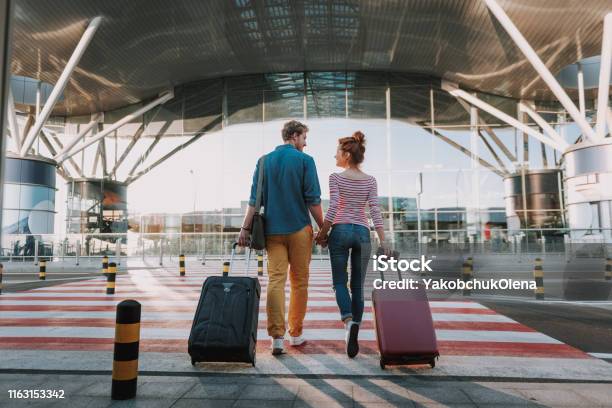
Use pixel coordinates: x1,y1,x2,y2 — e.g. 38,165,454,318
264,90,304,121
2,209,21,234
432,88,469,126
182,80,223,134
307,89,346,118
18,210,30,234
20,185,52,211
421,170,469,209
227,90,263,125
18,158,56,188
348,87,386,119
390,85,431,125
4,157,22,184
390,122,434,171
428,128,472,170
3,184,21,209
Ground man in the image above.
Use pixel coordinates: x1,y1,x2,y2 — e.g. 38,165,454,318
238,120,323,356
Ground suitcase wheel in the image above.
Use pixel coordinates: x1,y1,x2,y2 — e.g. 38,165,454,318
379,359,386,370
429,359,435,368
191,358,196,366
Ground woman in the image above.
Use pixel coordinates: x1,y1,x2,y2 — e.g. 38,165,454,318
315,131,388,358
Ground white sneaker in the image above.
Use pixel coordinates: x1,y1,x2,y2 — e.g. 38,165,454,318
346,321,360,358
288,334,307,346
271,337,285,355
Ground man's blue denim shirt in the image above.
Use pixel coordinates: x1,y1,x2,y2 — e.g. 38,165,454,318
249,144,321,235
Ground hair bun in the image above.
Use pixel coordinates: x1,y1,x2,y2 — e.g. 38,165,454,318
352,131,365,146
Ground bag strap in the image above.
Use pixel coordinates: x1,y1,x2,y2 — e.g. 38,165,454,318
254,155,266,213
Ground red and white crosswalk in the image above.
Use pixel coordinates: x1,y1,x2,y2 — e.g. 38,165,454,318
0,261,590,363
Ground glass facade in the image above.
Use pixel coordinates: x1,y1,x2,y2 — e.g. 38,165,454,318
57,71,585,254
2,156,56,257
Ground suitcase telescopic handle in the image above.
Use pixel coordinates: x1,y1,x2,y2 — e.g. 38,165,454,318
230,241,253,276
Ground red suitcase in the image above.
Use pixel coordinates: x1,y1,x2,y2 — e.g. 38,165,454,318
372,251,439,369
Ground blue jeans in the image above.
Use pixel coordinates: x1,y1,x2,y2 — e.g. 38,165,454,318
328,224,372,323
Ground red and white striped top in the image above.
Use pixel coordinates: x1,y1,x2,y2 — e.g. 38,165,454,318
324,173,384,229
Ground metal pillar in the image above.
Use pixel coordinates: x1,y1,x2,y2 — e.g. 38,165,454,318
115,240,121,265
442,81,566,152
0,0,13,237
483,0,598,142
595,13,612,139
57,91,174,163
20,16,103,155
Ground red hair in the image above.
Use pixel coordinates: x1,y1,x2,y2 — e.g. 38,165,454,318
338,131,366,165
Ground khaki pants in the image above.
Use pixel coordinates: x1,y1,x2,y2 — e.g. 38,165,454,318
265,225,313,338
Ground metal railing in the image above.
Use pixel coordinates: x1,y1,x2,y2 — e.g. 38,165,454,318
1,228,610,265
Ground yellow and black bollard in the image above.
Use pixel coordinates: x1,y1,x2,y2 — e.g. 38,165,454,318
179,254,186,277
223,261,230,277
461,261,472,296
534,258,544,300
111,299,141,400
605,258,611,281
107,262,117,295
466,257,473,270
39,259,46,281
102,255,109,276
257,252,264,277
0,263,3,295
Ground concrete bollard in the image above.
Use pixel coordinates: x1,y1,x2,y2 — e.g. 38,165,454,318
223,261,230,277
605,258,611,281
534,258,544,300
0,263,3,295
179,254,186,277
461,261,472,296
107,262,117,295
257,252,264,277
111,299,141,400
39,260,46,281
103,256,109,276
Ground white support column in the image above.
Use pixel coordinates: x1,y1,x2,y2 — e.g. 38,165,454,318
56,90,174,163
518,102,569,149
20,16,102,156
442,81,566,152
483,0,598,142
6,88,21,150
595,13,612,139
577,62,586,117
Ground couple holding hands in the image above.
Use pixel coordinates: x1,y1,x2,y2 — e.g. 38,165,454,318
238,120,389,358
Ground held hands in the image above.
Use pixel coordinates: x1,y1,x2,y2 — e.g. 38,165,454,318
314,230,328,248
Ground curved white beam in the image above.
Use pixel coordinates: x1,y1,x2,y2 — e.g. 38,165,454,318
20,16,103,156
443,81,566,152
595,13,612,139
483,0,598,143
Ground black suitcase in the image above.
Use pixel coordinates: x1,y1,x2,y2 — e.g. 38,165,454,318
188,243,261,366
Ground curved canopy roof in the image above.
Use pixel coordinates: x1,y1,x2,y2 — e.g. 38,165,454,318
10,0,612,116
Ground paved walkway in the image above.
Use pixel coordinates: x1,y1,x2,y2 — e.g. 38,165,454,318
1,260,612,406
1,373,611,407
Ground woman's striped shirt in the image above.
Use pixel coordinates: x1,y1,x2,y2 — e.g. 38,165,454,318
324,172,384,229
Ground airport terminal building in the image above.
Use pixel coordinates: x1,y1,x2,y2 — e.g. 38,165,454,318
1,0,611,258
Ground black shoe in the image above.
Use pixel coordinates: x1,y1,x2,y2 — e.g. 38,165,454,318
346,322,359,358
